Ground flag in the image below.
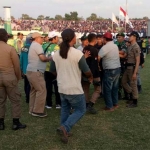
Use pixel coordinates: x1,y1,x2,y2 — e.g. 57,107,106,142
126,15,134,28
119,7,126,17
112,13,119,26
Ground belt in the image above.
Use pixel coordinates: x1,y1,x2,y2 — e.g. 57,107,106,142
37,70,44,74
104,67,120,71
126,63,135,67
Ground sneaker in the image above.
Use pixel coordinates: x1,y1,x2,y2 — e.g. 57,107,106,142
29,112,32,115
56,105,61,109
126,103,137,108
86,106,97,114
113,105,119,109
32,112,47,118
57,126,68,144
104,107,114,112
45,105,52,109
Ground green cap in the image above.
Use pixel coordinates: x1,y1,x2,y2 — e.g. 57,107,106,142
116,32,125,37
42,34,48,37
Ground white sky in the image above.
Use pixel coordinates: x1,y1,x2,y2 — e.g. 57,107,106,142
0,0,149,19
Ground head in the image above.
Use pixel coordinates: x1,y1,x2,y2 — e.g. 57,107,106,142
17,32,24,40
25,33,33,48
116,33,125,43
60,29,76,59
48,31,59,44
8,34,14,39
0,28,8,43
103,32,113,44
129,31,139,43
88,33,97,46
43,34,49,42
96,34,103,45
80,35,88,47
32,32,44,45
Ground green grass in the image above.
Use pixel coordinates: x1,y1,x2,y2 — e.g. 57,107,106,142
0,55,150,150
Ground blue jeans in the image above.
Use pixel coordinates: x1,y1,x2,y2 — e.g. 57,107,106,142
60,94,86,133
103,68,121,108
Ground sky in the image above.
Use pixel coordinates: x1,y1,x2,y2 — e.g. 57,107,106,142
0,0,149,19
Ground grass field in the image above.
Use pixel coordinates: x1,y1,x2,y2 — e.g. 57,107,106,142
0,55,150,150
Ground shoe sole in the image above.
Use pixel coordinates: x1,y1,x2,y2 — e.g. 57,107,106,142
31,113,47,117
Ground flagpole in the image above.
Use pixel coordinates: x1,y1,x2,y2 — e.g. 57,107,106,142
125,0,127,33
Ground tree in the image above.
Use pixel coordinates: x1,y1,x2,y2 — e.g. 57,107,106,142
143,16,149,20
37,15,44,20
55,15,63,20
87,13,97,21
45,16,50,20
22,14,30,20
64,11,79,20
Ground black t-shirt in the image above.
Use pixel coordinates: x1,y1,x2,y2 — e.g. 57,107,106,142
83,45,99,78
94,44,103,71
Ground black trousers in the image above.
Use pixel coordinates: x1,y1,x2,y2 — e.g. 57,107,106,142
44,71,61,106
24,75,30,103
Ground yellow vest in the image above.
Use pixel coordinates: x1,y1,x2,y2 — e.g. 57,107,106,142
7,39,15,47
142,39,146,48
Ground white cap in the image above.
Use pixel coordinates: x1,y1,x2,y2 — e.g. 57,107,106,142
48,31,58,39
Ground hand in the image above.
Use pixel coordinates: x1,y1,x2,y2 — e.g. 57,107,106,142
132,73,137,81
84,50,91,58
142,64,144,68
88,76,93,83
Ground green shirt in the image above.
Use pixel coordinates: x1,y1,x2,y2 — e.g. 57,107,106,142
115,41,127,53
42,42,59,71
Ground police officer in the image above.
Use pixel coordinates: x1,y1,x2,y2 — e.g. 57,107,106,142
115,33,127,99
122,31,140,108
0,29,26,130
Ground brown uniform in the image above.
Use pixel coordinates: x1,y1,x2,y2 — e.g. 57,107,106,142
0,41,22,118
122,43,140,99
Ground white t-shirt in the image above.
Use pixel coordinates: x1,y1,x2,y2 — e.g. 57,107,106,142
52,47,84,95
27,41,46,73
99,41,121,69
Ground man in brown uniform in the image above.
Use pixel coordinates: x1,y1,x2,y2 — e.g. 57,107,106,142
0,29,26,130
122,31,140,108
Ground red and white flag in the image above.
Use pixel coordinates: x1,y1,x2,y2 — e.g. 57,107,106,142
119,7,126,17
126,15,134,28
112,13,119,26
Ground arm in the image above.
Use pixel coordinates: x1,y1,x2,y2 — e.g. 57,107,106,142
11,48,22,81
119,51,127,58
50,59,57,76
38,54,52,62
79,56,93,83
132,56,140,80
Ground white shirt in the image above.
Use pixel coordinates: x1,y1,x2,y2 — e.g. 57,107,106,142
99,41,120,69
53,47,84,95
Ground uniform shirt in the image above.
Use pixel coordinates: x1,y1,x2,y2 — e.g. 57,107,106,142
83,45,99,78
126,42,140,69
42,42,59,71
50,47,90,95
27,41,46,73
0,41,21,80
115,41,127,53
99,41,121,69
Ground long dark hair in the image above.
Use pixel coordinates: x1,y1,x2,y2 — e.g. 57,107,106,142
60,29,75,59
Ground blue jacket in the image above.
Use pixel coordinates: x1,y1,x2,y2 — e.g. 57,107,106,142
20,46,29,74
20,33,32,74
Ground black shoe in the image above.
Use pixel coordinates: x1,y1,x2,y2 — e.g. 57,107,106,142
32,112,47,118
126,103,137,108
86,106,97,114
12,119,26,130
0,119,5,130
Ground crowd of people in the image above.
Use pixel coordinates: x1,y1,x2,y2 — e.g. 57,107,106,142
0,19,148,34
0,26,149,144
